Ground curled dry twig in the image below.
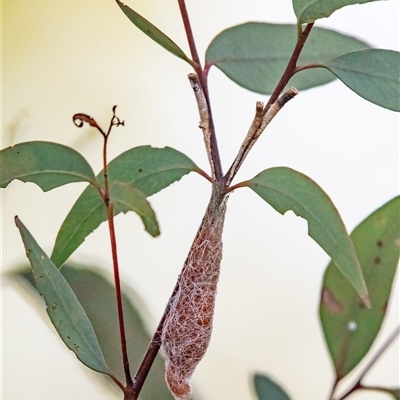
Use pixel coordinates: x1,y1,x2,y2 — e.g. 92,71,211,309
73,106,124,137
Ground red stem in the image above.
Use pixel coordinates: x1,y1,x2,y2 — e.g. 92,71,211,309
263,23,314,115
177,0,223,181
107,206,133,387
177,0,202,73
102,133,133,389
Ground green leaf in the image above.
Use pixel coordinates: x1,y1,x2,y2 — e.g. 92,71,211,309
1,141,96,191
245,167,369,304
319,196,400,379
115,0,193,66
293,0,383,24
59,266,174,398
324,49,400,112
15,217,111,376
51,185,107,268
100,146,199,195
110,181,160,237
13,264,176,399
205,23,370,94
253,373,291,400
51,146,199,267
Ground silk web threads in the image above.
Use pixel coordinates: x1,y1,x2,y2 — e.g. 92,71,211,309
161,194,227,400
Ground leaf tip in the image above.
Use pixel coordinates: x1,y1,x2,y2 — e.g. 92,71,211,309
362,295,372,310
14,215,21,227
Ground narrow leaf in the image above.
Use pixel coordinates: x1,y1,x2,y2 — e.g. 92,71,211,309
15,217,111,375
324,49,400,112
51,185,107,268
13,264,176,398
110,181,160,237
205,23,370,94
51,146,199,267
1,141,96,190
245,167,369,304
319,196,400,379
115,0,192,65
253,373,292,400
293,0,383,24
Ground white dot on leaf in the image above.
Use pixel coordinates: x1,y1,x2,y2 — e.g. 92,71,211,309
347,321,357,331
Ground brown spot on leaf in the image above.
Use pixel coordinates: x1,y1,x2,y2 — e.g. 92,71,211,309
321,288,344,313
382,301,388,313
138,168,143,173
374,256,381,265
376,240,383,248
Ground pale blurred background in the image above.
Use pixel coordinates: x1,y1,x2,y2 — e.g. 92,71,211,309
2,1,399,399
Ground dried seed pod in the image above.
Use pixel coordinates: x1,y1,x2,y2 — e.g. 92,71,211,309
162,191,227,400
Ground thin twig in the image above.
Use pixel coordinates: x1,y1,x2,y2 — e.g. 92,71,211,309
188,73,217,178
101,114,133,388
77,106,132,390
107,204,133,388
197,77,223,182
177,0,223,181
222,23,314,187
224,87,299,186
334,326,400,400
177,0,202,73
72,107,127,391
263,23,314,116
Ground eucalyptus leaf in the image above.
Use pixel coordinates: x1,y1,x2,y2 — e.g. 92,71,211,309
13,264,176,399
51,146,200,267
50,185,107,268
205,23,370,94
115,0,192,66
15,217,112,376
1,141,96,191
253,373,291,400
293,0,383,24
110,181,160,237
324,49,400,112
319,196,400,379
245,167,369,304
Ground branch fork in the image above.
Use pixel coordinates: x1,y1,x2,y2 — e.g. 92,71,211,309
224,87,299,186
